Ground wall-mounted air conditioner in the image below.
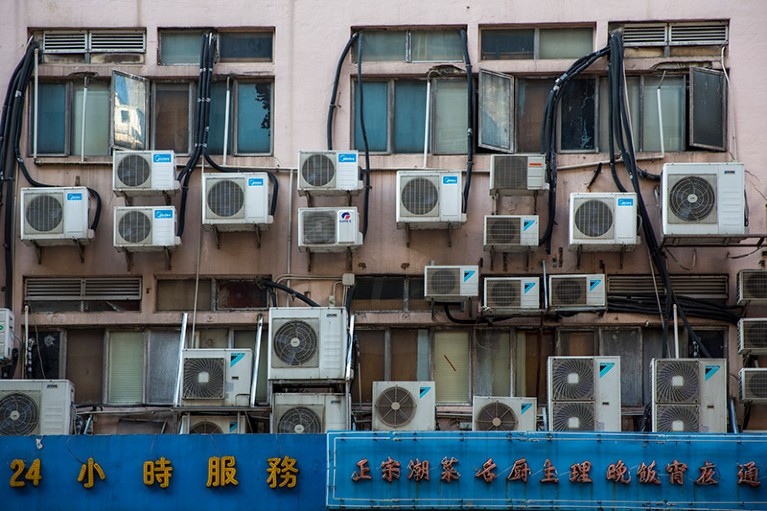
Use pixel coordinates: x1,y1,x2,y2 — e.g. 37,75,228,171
113,150,178,196
180,349,253,407
483,215,538,252
569,192,638,251
662,162,746,238
268,307,348,381
473,396,537,431
0,379,74,435
373,381,436,431
396,170,465,229
548,274,606,311
297,207,362,252
482,277,540,314
0,309,14,364
20,187,94,245
651,358,727,433
202,172,273,231
424,265,479,302
548,356,621,432
489,154,548,195
272,393,349,433
113,206,181,251
180,415,248,434
737,269,767,305
298,150,362,196
739,368,767,404
738,319,767,355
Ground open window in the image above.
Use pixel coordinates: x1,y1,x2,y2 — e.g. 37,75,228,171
111,71,149,150
690,67,727,151
478,70,514,152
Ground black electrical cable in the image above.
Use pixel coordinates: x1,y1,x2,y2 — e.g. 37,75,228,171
327,32,360,151
442,304,484,325
261,279,320,307
459,29,474,214
356,33,371,240
344,284,355,314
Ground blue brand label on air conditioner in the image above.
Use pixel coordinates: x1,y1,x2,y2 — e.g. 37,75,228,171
523,219,536,231
443,175,459,185
67,193,83,201
520,402,533,415
339,211,353,223
153,153,172,163
229,421,238,433
463,270,476,283
419,386,432,398
599,361,616,378
154,209,173,219
617,198,634,206
705,364,721,381
338,153,357,163
724,170,735,174
523,282,536,294
248,177,264,186
230,352,246,367
589,279,602,291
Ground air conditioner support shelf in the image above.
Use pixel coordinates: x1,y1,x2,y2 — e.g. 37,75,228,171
573,243,630,271
210,225,264,250
403,222,462,249
305,247,354,273
660,233,767,247
30,238,90,265
123,248,173,272
488,246,533,272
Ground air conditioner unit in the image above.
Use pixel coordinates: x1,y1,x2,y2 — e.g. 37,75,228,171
113,150,179,196
662,162,746,237
483,277,540,314
372,381,436,431
548,356,621,432
202,172,273,231
548,274,606,311
424,265,479,302
268,307,348,381
297,207,362,253
0,309,14,364
272,393,349,433
483,215,538,252
569,193,638,251
651,358,727,433
298,150,362,196
739,318,767,355
737,269,767,305
113,206,181,251
180,415,248,434
396,170,465,229
740,369,767,404
489,154,548,195
473,396,537,431
20,187,94,245
0,379,74,435
180,349,253,407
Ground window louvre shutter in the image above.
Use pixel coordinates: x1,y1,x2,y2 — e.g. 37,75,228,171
670,22,728,46
89,31,146,53
622,23,668,46
42,32,88,53
607,274,728,300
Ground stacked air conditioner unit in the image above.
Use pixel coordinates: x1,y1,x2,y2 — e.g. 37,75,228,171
424,265,479,302
180,349,253,407
0,309,14,364
661,162,746,238
113,150,179,197
548,274,606,311
738,318,767,355
298,150,362,196
737,269,767,305
548,356,621,432
482,277,540,314
739,369,767,404
372,381,436,431
651,358,727,433
297,207,363,252
0,379,75,435
180,414,248,434
202,172,273,231
569,193,638,251
113,206,181,251
472,396,537,431
271,393,349,433
483,215,539,252
396,170,465,229
20,187,94,245
489,154,548,195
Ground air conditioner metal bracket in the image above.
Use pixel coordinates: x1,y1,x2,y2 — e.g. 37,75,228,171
32,240,87,265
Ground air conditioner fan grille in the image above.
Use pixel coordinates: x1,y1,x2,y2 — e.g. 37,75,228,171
655,404,700,432
273,320,318,366
401,178,439,216
278,406,322,433
303,212,337,244
0,392,39,435
116,154,151,187
744,371,767,399
207,180,245,218
190,420,224,434
428,269,459,296
475,402,518,431
552,402,595,431
744,322,767,349
487,218,520,244
654,360,699,403
550,358,594,400
669,176,716,222
118,210,151,243
551,279,586,306
493,156,527,189
488,282,520,308
574,199,613,238
376,386,416,427
744,273,767,300
26,195,64,232
183,357,226,399
302,154,335,187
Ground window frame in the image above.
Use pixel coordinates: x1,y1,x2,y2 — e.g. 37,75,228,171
150,80,196,155
352,28,465,63
111,70,150,151
480,26,594,61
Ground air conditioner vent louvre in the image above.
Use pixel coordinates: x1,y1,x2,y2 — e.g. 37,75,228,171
740,369,767,403
739,319,767,355
622,23,668,45
551,402,595,431
278,406,323,434
42,32,88,53
550,358,595,401
183,358,225,399
372,381,436,431
654,404,700,432
0,392,39,435
669,22,728,45
25,277,141,301
653,359,700,403
608,274,728,299
738,270,767,304
89,31,146,52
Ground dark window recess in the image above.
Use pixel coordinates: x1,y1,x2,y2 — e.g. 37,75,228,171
689,67,727,151
560,78,596,151
407,277,430,311
29,330,62,379
216,280,268,309
481,29,535,60
218,32,273,62
691,329,725,359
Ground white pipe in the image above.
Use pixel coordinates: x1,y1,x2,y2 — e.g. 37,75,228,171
173,312,189,406
673,304,680,358
33,49,38,158
223,77,231,165
80,77,87,162
345,314,355,381
286,168,294,297
656,72,666,157
250,315,263,407
422,80,431,168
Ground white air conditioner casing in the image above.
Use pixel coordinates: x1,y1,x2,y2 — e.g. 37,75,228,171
483,277,540,314
0,379,74,435
662,162,746,238
373,381,436,431
569,193,638,251
484,215,538,252
113,206,181,251
298,150,362,196
473,396,537,431
20,187,94,245
548,356,621,432
113,150,178,196
297,207,362,252
202,172,273,231
737,270,767,305
424,265,479,302
180,349,253,407
268,307,348,381
396,170,466,229
651,358,726,433
0,309,14,364
489,154,548,195
181,415,248,434
739,319,767,355
548,274,606,311
739,368,767,404
272,393,349,433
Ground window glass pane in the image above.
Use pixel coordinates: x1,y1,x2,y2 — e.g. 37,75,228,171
559,330,595,356
390,330,418,381
600,328,641,407
217,279,268,309
107,331,144,404
160,31,205,65
393,81,427,153
690,68,726,150
560,78,596,151
219,32,273,62
407,278,430,311
352,277,404,311
73,81,109,156
207,82,233,154
354,31,406,62
354,81,388,152
35,83,67,154
147,331,180,404
539,28,593,59
156,279,211,311
643,76,685,152
411,30,463,62
237,82,271,153
515,330,554,401
354,331,385,402
433,80,468,154
479,71,513,151
196,328,228,349
598,77,639,153
154,83,190,153
475,330,511,396
65,329,104,404
112,72,148,150
481,29,534,60
516,79,552,153
434,331,470,403
29,330,62,379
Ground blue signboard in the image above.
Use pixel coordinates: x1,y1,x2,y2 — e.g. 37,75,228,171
327,431,767,510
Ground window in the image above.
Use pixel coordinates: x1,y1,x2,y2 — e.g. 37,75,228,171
481,27,593,60
112,71,148,150
351,276,429,311
37,29,146,64
156,278,269,312
209,80,273,155
152,82,195,154
615,21,728,58
159,30,207,65
352,29,463,62
159,29,273,65
24,277,142,313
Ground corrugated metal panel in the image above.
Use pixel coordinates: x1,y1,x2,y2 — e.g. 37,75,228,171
670,22,728,46
25,277,141,301
607,274,728,299
89,31,146,53
622,23,668,46
42,32,88,53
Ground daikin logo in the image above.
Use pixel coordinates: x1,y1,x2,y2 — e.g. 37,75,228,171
248,177,264,186
229,421,238,433
589,279,602,291
230,352,246,367
523,282,536,294
520,402,533,415
338,153,357,163
523,219,536,231
154,209,173,219
419,386,432,398
443,175,458,185
599,361,616,378
339,211,352,223
617,198,634,206
705,364,721,381
153,153,172,163
67,193,83,201
463,270,476,283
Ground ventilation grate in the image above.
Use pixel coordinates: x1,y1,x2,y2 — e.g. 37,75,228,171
486,217,520,245
621,23,668,46
607,274,728,300
655,404,700,432
742,370,767,401
26,277,142,301
89,31,146,52
550,358,594,401
486,281,520,308
301,154,335,187
42,32,88,53
551,278,586,306
654,360,699,404
278,406,322,434
552,402,595,431
401,177,439,216
207,179,245,218
302,212,337,245
573,199,613,239
118,210,152,243
427,268,459,296
670,22,728,46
